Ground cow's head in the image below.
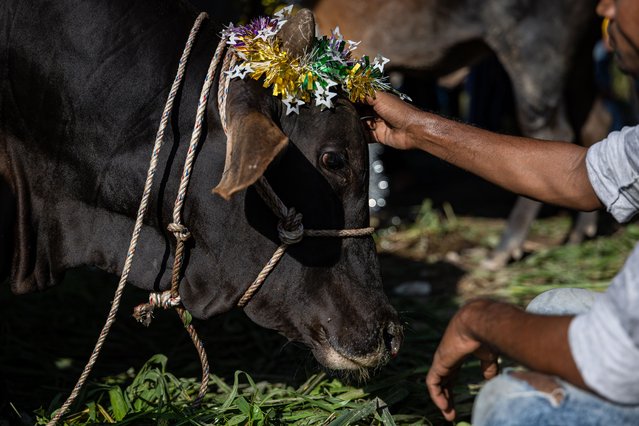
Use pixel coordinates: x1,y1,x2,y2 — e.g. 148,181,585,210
0,2,401,372
180,9,402,371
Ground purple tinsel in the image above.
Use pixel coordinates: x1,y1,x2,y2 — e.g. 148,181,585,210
224,16,281,48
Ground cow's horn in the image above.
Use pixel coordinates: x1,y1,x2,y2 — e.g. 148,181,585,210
213,110,288,200
276,8,315,58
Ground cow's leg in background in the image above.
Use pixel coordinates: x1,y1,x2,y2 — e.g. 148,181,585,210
482,9,597,269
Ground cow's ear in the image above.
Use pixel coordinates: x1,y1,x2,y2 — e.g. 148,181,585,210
213,9,314,200
212,110,288,200
276,8,315,58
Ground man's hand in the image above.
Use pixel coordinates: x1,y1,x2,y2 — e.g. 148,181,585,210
364,92,423,150
425,299,585,422
426,301,500,421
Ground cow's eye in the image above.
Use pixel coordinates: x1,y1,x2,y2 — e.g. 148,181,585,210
321,151,346,171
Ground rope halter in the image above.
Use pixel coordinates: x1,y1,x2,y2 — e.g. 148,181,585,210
236,177,374,307
49,11,375,425
167,222,192,242
277,208,304,245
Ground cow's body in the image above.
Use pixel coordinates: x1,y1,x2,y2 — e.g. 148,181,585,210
0,0,401,370
309,0,600,267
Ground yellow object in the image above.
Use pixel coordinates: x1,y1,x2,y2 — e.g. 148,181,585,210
346,64,377,102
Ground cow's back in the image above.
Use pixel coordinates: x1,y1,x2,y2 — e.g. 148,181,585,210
0,0,219,290
310,0,595,77
2,0,197,151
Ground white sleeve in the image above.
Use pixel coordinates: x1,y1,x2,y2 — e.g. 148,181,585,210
586,125,639,223
575,125,639,404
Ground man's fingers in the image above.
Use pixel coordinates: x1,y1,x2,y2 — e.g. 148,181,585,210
426,382,456,419
362,117,377,131
481,359,499,379
426,370,457,421
365,119,392,145
476,346,499,379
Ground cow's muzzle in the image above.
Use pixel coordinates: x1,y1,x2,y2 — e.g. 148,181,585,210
313,320,403,371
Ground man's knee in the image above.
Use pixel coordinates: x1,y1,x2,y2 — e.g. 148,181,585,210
509,371,564,403
526,288,600,315
472,371,564,426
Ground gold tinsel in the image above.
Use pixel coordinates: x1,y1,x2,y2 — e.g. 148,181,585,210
225,16,404,109
345,63,379,103
238,38,310,101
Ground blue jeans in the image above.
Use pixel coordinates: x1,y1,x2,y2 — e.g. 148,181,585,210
472,370,639,425
471,288,639,426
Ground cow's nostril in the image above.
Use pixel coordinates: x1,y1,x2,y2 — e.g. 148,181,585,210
383,322,403,358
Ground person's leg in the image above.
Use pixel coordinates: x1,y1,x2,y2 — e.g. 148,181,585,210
526,287,601,315
472,288,614,425
472,369,639,426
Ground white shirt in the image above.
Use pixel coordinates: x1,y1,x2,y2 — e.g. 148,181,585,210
569,125,639,405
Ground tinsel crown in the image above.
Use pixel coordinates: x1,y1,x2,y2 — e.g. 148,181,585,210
223,6,408,115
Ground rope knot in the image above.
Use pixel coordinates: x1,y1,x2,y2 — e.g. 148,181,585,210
168,222,191,242
277,208,304,245
132,290,182,327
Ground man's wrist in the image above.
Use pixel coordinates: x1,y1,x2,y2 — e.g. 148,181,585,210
456,299,506,347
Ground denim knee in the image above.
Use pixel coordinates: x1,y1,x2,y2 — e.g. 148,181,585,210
471,370,639,426
526,288,600,315
472,372,564,426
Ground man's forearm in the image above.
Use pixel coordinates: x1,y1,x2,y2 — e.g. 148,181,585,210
409,113,603,211
459,299,587,389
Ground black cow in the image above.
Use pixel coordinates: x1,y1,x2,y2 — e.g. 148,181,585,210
0,0,402,371
309,0,601,268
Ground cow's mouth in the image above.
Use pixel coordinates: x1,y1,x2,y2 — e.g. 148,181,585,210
312,343,387,370
311,325,402,371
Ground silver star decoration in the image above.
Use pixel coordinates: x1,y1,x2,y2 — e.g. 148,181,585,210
324,79,338,90
256,27,277,42
282,95,305,115
225,65,242,79
331,26,343,41
314,84,337,109
274,5,294,20
346,39,361,51
372,55,390,73
226,33,239,46
236,63,253,79
226,63,253,80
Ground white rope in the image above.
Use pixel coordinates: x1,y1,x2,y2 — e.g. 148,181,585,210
237,177,375,307
172,37,229,223
48,13,209,425
217,50,236,134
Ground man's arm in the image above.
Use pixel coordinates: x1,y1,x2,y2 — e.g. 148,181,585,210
427,299,587,421
367,92,603,212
